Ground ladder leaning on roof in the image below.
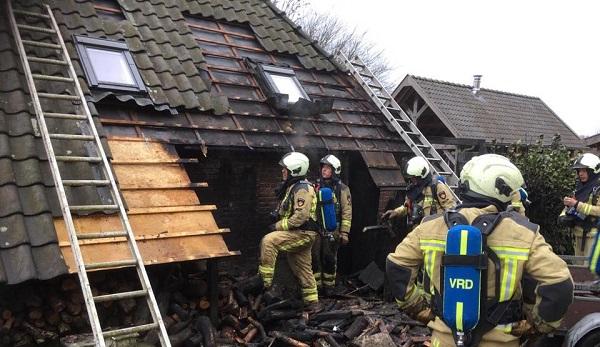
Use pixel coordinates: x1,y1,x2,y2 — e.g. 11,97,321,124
6,2,171,346
335,52,461,203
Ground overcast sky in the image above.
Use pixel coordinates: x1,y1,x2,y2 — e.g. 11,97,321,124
309,0,600,137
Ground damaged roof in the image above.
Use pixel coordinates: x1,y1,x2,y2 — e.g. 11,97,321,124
0,0,408,284
393,75,585,148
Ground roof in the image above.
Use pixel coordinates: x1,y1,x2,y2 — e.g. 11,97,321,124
0,0,408,284
586,133,600,147
393,75,585,148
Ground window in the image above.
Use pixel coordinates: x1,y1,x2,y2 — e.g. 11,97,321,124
75,36,145,92
260,65,309,103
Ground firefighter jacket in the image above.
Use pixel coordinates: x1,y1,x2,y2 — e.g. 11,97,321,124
316,179,352,236
275,180,318,232
387,205,573,345
394,181,455,220
559,187,600,256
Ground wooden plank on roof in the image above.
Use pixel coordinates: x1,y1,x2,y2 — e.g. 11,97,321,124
113,165,192,187
122,189,200,208
60,234,240,273
54,208,220,243
108,138,179,161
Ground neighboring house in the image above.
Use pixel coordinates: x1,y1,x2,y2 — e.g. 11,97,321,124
392,75,585,159
586,133,600,154
0,0,413,285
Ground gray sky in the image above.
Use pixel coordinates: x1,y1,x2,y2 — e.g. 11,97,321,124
310,0,600,137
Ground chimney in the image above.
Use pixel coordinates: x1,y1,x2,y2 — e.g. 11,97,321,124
472,75,482,94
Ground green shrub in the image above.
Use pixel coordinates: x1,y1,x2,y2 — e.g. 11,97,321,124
495,135,577,254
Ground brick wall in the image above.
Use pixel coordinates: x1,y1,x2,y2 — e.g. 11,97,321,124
177,148,283,257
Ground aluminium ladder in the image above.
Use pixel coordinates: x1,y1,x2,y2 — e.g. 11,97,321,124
6,2,171,346
335,52,461,202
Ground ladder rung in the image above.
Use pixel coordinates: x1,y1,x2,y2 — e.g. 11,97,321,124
394,118,409,123
28,56,67,65
85,259,137,270
377,95,391,100
56,156,102,163
405,131,419,136
38,93,80,101
17,24,56,34
77,231,128,240
13,9,50,19
103,323,158,339
63,179,110,186
44,112,87,120
22,40,60,49
32,74,73,82
426,157,441,161
416,144,429,148
49,133,94,141
437,172,451,176
70,204,119,212
94,289,148,303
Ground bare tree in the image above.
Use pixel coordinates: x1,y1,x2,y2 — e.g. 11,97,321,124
271,0,394,89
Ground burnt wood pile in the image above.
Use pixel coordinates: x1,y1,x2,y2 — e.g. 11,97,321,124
0,262,432,346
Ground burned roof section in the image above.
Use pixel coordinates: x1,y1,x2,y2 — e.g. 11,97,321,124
99,13,408,153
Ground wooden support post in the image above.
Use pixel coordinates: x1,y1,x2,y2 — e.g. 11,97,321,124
208,259,218,325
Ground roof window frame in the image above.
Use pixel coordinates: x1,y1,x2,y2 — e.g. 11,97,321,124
259,64,309,103
75,36,145,92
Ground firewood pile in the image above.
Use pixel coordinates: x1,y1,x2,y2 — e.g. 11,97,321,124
0,262,432,346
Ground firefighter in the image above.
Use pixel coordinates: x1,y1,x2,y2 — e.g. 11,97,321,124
382,156,455,226
559,153,600,257
386,154,573,347
259,152,320,307
311,154,352,294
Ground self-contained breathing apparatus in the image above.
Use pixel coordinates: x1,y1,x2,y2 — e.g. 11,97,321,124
435,210,523,347
315,182,342,241
406,176,443,226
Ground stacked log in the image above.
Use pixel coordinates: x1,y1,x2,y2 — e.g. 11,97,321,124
0,263,432,346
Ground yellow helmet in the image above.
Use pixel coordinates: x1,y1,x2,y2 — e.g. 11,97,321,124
460,154,524,203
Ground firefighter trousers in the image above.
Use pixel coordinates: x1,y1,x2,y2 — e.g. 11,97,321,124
311,233,339,289
259,230,318,303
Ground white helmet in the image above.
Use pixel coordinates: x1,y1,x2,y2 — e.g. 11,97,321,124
573,153,600,174
320,154,342,175
460,154,524,203
280,152,309,177
406,156,430,178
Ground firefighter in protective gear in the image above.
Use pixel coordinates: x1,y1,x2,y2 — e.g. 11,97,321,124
559,153,600,256
259,152,319,305
311,154,352,292
382,156,455,226
387,154,573,347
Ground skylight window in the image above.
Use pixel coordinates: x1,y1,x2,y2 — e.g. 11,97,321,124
75,36,145,92
261,65,308,103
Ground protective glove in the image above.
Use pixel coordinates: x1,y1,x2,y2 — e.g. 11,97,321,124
267,223,277,232
339,232,349,246
381,209,399,222
510,320,538,337
415,307,434,325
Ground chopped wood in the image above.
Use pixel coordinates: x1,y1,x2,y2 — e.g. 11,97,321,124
247,316,266,341
61,278,79,292
270,331,310,347
198,297,211,310
244,327,258,343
